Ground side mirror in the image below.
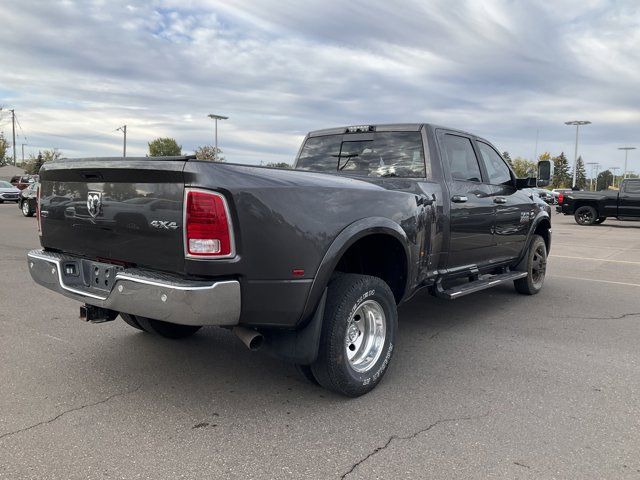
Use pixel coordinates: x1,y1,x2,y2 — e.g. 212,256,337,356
537,160,552,187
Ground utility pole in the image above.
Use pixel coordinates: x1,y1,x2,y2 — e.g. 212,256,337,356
21,143,26,164
207,114,228,161
618,147,636,179
10,109,16,166
117,125,127,157
565,120,591,188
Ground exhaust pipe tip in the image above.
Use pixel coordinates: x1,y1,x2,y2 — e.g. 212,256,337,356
232,326,264,351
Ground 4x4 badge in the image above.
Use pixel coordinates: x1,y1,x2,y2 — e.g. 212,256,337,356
87,191,102,218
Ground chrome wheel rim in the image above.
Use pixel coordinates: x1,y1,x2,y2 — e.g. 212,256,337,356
345,299,386,373
531,244,547,286
22,201,29,215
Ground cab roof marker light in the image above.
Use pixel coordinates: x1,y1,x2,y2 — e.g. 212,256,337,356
346,125,375,133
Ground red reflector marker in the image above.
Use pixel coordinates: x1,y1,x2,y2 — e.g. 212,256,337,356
558,193,564,204
185,190,234,257
292,269,305,277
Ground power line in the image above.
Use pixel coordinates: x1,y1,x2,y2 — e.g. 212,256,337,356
13,112,27,141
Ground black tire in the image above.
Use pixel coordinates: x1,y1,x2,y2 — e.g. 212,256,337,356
310,273,398,397
514,235,547,295
595,217,606,224
574,206,597,225
120,313,145,331
294,364,319,385
123,313,201,339
21,200,34,217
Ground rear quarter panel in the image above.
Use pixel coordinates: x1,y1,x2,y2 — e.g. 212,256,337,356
183,162,435,327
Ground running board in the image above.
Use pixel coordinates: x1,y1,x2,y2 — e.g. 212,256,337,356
435,271,527,300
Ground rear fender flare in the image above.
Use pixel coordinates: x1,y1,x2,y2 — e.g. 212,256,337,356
298,217,410,324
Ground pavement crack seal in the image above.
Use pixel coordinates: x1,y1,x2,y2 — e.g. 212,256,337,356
0,385,142,442
340,411,491,479
569,312,640,321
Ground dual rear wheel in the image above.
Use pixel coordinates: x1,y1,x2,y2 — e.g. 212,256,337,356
297,273,398,397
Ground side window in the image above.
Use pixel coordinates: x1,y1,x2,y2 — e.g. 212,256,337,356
624,181,640,194
442,134,483,182
477,142,512,185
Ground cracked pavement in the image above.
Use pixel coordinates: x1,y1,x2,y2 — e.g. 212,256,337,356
1,208,640,479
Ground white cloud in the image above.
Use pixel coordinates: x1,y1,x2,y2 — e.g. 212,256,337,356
0,0,638,172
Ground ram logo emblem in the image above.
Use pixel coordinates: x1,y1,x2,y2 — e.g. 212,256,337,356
87,192,102,218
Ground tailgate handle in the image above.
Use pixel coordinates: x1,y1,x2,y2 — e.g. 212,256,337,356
80,171,103,181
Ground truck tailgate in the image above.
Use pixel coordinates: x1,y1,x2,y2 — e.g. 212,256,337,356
39,158,187,273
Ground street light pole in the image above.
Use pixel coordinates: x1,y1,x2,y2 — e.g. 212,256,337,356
586,162,598,191
565,120,591,187
208,114,228,161
116,125,127,157
618,147,636,179
610,167,620,188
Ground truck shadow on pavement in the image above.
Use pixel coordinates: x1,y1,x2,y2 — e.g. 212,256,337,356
85,284,521,405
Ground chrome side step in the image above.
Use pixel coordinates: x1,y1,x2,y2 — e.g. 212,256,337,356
435,271,527,300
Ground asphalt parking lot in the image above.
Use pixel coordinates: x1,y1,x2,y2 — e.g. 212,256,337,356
1,203,639,479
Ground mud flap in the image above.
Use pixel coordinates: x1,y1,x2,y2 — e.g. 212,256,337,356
261,289,327,365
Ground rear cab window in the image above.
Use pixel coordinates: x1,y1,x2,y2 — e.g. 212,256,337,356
624,180,640,193
440,134,483,182
296,130,428,179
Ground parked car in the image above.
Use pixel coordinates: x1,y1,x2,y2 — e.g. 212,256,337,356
533,188,555,205
557,179,640,225
0,180,21,203
10,175,37,191
28,123,552,397
18,181,39,217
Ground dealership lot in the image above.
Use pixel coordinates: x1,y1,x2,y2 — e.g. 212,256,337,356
1,205,639,479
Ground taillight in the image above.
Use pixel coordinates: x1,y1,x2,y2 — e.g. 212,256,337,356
184,189,234,258
36,185,42,235
558,193,564,204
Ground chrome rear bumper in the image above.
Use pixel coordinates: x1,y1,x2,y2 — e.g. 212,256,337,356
27,249,241,326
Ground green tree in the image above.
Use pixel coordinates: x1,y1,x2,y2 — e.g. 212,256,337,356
502,151,513,167
194,145,225,162
265,162,291,169
552,152,571,188
24,149,62,174
148,137,181,157
511,157,536,178
0,132,9,164
596,170,614,191
574,156,587,190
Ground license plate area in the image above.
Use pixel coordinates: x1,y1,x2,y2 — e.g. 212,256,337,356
59,259,124,294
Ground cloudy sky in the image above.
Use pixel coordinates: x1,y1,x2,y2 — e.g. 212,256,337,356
1,0,638,173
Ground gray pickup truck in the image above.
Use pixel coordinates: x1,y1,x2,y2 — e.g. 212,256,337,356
28,123,552,396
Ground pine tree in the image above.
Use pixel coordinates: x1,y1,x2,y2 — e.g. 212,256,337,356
575,156,587,190
552,152,571,188
502,151,513,167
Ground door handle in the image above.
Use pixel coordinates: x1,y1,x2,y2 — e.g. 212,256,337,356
451,195,468,203
493,197,507,204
